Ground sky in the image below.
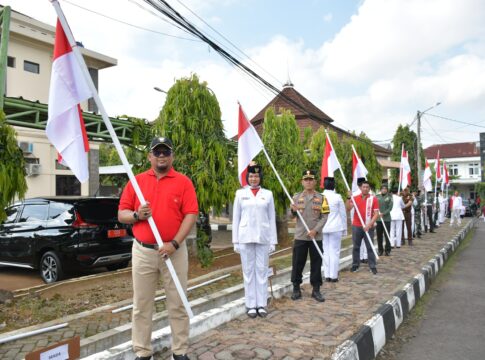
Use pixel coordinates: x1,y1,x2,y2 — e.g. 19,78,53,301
3,0,485,148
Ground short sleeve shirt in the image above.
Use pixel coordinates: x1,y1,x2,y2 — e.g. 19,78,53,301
119,168,198,244
352,193,379,227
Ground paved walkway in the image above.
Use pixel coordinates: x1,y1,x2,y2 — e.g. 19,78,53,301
154,220,471,360
396,220,485,360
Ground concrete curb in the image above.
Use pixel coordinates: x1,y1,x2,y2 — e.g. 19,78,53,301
331,219,476,360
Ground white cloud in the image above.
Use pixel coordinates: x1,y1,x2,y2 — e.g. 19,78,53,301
323,13,333,22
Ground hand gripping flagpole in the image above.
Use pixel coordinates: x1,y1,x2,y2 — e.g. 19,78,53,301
325,130,379,260
50,0,193,318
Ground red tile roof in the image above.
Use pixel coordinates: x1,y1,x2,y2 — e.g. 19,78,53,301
424,142,479,159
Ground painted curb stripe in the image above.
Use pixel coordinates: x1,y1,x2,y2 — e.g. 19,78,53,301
376,304,395,342
351,325,374,360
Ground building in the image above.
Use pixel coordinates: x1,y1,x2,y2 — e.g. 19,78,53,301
3,6,117,198
249,83,397,180
424,142,481,200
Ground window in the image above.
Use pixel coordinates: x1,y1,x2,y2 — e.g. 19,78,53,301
469,163,479,176
48,202,74,224
7,56,15,68
56,175,81,196
18,204,48,223
24,60,40,74
448,164,459,176
3,206,20,224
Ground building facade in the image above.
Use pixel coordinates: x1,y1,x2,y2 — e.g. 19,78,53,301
4,6,116,198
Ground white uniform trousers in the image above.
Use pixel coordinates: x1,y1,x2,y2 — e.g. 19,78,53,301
450,209,461,226
239,243,270,309
323,232,342,280
439,206,446,224
390,220,403,247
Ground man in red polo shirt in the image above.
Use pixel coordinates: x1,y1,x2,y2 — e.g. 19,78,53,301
118,137,198,360
346,180,379,274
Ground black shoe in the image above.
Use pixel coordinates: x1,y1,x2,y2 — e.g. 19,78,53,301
385,251,391,256
257,307,268,318
311,287,325,302
291,285,302,300
331,278,339,283
360,259,368,264
247,308,257,318
135,357,152,360
378,250,383,256
430,230,436,233
350,265,359,272
173,354,190,360
371,268,378,275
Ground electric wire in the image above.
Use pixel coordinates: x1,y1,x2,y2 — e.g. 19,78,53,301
425,113,485,129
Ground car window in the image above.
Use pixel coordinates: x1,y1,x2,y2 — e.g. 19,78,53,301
3,206,21,224
18,204,48,223
48,202,74,224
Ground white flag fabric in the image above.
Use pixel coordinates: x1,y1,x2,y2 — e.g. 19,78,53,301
237,104,264,186
423,159,433,192
320,134,341,188
47,20,93,183
400,148,411,189
351,146,368,192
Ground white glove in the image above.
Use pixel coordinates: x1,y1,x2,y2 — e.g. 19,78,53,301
233,244,240,253
269,244,275,253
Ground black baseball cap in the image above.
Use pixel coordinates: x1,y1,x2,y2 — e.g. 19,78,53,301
150,137,173,150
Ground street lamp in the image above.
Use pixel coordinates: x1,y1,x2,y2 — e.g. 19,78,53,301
416,102,441,187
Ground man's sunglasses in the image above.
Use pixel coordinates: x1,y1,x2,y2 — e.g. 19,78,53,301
151,148,172,157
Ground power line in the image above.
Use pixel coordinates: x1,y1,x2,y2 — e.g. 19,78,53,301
62,0,201,42
425,113,485,129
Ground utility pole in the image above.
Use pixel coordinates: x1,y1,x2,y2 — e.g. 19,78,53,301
416,110,422,188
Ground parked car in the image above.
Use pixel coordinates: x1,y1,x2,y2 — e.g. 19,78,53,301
462,199,472,217
0,197,134,283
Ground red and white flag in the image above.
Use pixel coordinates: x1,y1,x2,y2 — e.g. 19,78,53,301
435,150,441,181
351,146,368,192
400,148,411,189
237,104,264,187
423,159,433,192
320,133,341,188
47,20,93,183
442,161,449,186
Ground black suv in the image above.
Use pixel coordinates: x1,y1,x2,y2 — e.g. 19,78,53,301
0,197,133,283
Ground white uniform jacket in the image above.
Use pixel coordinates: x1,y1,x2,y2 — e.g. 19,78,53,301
232,187,277,245
390,194,405,220
322,189,347,235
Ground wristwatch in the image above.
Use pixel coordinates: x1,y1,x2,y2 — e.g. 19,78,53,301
171,240,180,250
133,211,139,222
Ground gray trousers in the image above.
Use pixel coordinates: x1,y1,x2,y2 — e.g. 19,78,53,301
352,225,376,269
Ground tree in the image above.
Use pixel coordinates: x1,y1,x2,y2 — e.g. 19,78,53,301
257,107,305,246
0,110,27,221
390,124,424,190
155,74,238,267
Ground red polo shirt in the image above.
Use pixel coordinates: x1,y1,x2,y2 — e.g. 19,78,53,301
352,193,379,227
119,168,198,244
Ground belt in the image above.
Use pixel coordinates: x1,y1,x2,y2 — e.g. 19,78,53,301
135,239,159,250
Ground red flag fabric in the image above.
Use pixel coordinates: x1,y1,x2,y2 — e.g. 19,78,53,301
435,150,441,180
46,20,93,183
443,161,449,185
237,104,264,186
423,159,433,191
400,148,411,189
320,135,340,188
351,147,368,192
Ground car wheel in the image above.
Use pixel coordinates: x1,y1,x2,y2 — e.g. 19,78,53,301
40,251,64,283
106,261,130,272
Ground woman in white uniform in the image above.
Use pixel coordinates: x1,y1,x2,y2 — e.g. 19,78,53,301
322,177,347,282
390,188,405,248
232,164,277,318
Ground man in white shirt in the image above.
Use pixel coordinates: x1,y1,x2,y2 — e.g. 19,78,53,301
450,191,463,227
390,188,405,248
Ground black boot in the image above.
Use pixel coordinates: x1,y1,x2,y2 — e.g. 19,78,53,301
291,284,302,300
311,285,325,302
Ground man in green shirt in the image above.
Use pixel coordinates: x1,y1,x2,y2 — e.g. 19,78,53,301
376,184,392,256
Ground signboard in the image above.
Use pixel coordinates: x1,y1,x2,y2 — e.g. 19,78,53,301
25,337,80,360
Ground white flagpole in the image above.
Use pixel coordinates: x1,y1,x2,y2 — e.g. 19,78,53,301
50,0,193,318
325,130,379,260
434,150,439,206
398,143,404,194
351,145,391,247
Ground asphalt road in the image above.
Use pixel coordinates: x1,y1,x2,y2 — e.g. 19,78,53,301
397,220,485,360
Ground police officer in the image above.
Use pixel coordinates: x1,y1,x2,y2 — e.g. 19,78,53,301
425,190,436,233
290,170,329,302
376,184,392,256
401,187,414,245
412,190,423,238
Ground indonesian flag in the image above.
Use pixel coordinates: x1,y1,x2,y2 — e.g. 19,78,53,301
351,146,368,192
320,133,341,188
47,20,93,183
423,159,433,191
435,150,441,180
400,148,411,189
237,104,264,186
442,161,449,185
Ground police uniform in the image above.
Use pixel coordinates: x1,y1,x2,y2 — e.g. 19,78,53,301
401,190,414,245
290,170,328,302
322,177,347,282
376,187,392,255
425,192,436,232
412,192,423,237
